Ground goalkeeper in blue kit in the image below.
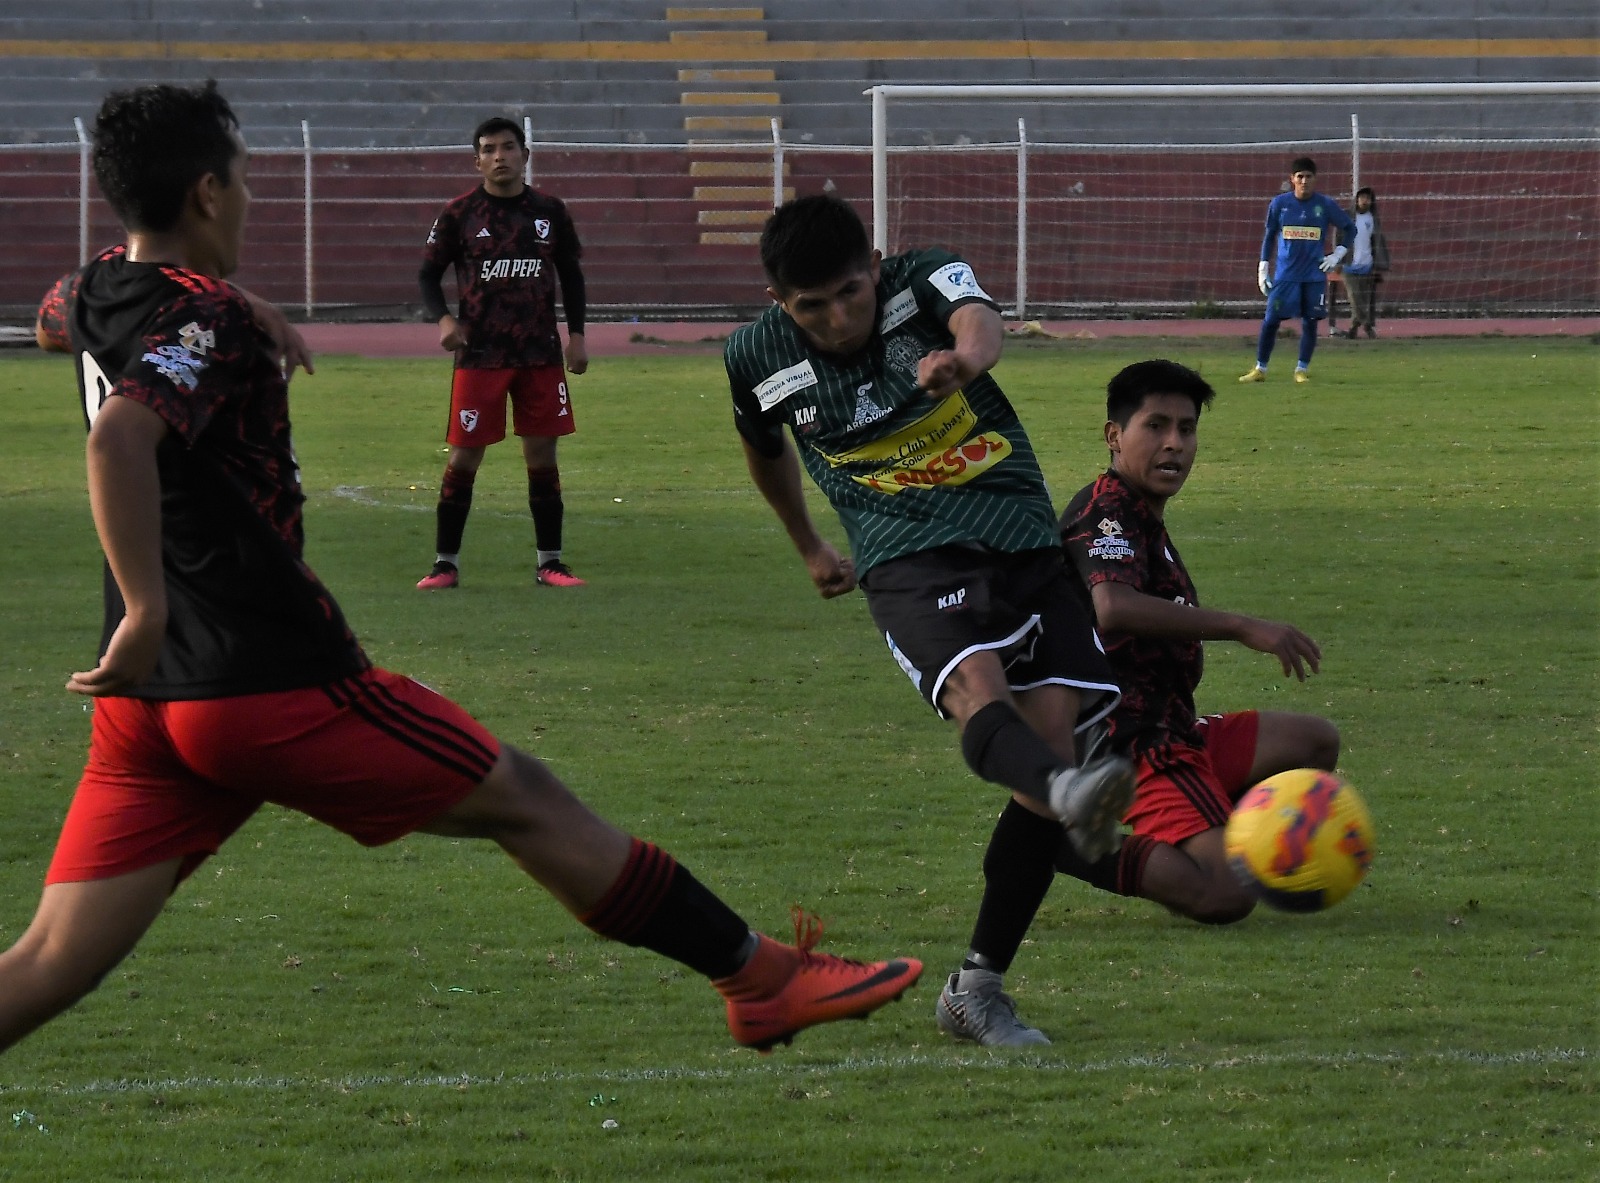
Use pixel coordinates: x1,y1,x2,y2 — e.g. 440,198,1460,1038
1240,156,1355,385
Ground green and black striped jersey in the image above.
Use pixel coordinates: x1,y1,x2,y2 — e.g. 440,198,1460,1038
726,249,1058,574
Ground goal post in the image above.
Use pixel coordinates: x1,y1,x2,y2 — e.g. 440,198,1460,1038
868,82,1600,318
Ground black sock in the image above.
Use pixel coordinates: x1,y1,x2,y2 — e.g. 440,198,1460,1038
579,839,752,979
436,464,475,556
527,465,563,555
1055,831,1156,896
960,700,1062,806
963,800,1062,974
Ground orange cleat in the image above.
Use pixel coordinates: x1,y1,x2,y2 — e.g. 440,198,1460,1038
714,908,922,1053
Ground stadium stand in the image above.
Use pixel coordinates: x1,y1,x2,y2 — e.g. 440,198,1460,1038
1,2,1595,318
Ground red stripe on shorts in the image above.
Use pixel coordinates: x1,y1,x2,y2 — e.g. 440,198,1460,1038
325,675,497,782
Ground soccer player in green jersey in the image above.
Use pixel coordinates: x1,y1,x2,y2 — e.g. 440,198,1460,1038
725,195,1136,1047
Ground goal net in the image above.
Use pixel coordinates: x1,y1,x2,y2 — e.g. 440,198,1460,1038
869,84,1600,318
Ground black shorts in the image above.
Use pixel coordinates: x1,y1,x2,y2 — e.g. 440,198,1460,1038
859,544,1120,725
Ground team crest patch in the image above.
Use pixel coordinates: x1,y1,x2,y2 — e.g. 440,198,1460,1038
535,218,551,239
459,409,480,432
884,336,922,377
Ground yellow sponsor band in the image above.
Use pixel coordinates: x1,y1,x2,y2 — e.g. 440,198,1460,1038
818,393,1014,495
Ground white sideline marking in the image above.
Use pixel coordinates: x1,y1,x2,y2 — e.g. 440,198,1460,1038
2,1047,1586,1100
330,485,431,513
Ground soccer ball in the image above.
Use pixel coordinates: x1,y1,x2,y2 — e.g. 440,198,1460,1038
1225,769,1375,912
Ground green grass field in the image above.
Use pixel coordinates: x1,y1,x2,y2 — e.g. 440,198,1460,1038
0,337,1594,1181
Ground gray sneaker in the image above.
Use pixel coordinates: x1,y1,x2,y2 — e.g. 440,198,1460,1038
935,969,1051,1047
1048,754,1136,862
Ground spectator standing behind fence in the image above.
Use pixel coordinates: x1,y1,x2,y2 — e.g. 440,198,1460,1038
1333,187,1390,339
1239,156,1354,386
416,116,589,591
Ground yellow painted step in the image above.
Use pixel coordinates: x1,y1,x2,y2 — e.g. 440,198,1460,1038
678,68,776,82
700,231,763,245
690,160,788,177
669,29,768,44
698,209,770,225
695,185,793,202
666,7,765,20
684,115,777,132
681,90,780,105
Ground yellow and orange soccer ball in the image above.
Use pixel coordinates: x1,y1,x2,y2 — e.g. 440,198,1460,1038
1225,769,1376,912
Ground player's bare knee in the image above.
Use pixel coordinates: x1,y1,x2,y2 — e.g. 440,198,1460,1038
488,746,576,832
1189,891,1256,926
1307,717,1341,771
428,746,566,840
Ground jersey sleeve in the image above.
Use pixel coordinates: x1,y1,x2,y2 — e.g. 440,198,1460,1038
35,270,76,351
1260,199,1281,264
550,197,587,333
905,248,1000,325
418,203,460,320
724,333,787,458
115,288,256,446
1060,479,1149,591
1328,198,1356,248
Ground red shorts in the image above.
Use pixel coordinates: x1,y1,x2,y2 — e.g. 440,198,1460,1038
46,668,500,886
447,365,574,446
1121,711,1260,846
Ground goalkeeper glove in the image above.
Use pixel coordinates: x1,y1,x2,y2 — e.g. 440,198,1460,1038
1319,246,1348,273
1257,261,1272,295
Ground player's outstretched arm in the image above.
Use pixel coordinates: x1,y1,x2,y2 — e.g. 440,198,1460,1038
67,396,169,696
917,303,1003,398
741,437,856,598
1090,580,1321,681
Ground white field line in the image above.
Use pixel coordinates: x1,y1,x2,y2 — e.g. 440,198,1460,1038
2,1046,1587,1100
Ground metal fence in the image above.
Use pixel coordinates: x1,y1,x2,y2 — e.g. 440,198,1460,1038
4,123,1597,320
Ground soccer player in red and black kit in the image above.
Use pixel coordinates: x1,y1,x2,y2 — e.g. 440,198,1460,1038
1,81,919,1060
417,116,589,590
1058,360,1341,923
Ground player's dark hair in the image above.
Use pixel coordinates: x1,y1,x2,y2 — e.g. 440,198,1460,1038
473,116,526,153
1291,156,1318,176
760,194,873,293
1106,359,1216,426
92,80,240,234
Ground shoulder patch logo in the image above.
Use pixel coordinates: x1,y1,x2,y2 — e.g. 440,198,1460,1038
1087,518,1133,561
928,261,991,303
753,359,819,411
141,345,208,391
178,321,215,356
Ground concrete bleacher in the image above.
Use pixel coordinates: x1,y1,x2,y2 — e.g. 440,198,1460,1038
2,0,1594,146
2,2,1595,317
